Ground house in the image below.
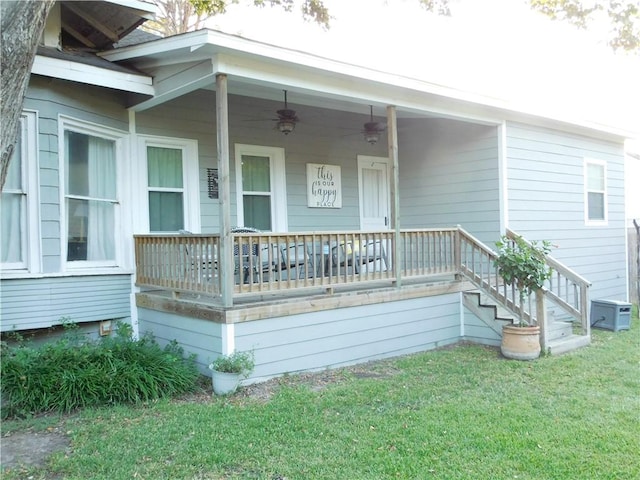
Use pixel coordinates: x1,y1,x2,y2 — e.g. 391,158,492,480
1,0,633,382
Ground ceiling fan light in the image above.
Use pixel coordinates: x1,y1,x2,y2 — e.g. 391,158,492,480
364,130,380,145
278,119,296,134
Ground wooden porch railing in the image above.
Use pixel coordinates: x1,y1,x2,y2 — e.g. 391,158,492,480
134,227,590,338
458,228,591,338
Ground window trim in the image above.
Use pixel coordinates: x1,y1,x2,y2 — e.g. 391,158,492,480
234,144,287,232
59,115,127,270
584,158,608,226
136,135,200,233
1,110,41,273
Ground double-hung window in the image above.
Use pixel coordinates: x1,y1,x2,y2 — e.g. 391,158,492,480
139,137,199,233
584,159,607,225
62,118,124,267
234,144,287,232
1,111,40,272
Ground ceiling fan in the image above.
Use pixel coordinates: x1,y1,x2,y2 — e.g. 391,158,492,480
362,105,386,145
241,90,300,135
275,90,299,135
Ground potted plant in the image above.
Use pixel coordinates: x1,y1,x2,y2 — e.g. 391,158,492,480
494,234,552,360
208,350,255,395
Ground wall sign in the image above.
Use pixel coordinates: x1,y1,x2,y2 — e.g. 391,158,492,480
307,163,342,208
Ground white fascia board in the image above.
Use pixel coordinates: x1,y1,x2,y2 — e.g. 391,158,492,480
104,0,158,18
99,29,213,63
103,29,634,140
32,55,154,95
214,53,506,125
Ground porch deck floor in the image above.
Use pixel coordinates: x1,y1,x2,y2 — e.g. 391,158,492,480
136,274,466,324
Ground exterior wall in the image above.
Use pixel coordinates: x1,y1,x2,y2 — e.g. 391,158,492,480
462,307,501,346
135,91,389,233
399,119,501,245
0,275,131,332
235,293,462,381
505,122,628,301
1,77,134,333
24,76,130,273
136,293,463,378
137,308,223,373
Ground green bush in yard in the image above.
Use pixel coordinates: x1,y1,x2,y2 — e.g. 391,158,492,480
0,322,199,418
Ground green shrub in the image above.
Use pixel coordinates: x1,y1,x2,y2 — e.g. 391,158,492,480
0,323,199,418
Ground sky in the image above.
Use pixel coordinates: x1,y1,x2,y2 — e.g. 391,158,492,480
207,0,640,219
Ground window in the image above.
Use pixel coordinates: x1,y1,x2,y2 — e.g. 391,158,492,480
147,146,184,232
585,159,607,224
139,137,199,233
235,144,287,232
1,111,40,272
62,118,124,267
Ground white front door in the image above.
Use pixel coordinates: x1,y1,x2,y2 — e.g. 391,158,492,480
358,155,390,231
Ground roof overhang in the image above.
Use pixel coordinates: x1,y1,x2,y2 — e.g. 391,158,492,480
33,47,153,96
59,0,157,49
100,29,637,141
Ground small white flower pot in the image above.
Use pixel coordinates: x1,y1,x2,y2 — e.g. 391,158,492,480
211,370,241,395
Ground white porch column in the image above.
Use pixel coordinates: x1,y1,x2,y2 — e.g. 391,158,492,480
216,73,233,307
387,105,401,287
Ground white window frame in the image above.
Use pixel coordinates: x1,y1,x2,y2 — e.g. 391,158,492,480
234,144,287,232
584,158,608,226
136,135,200,233
1,110,41,274
59,115,127,270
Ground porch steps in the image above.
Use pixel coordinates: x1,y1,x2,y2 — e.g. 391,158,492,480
462,291,514,336
463,290,587,354
546,334,591,355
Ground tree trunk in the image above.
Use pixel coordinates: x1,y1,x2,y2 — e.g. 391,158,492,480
1,0,55,192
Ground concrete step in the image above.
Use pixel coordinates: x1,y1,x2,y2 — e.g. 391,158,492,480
547,334,591,355
547,320,574,342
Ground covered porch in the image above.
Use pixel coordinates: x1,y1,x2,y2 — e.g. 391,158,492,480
134,227,591,377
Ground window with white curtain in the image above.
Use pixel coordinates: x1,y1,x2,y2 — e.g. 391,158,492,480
1,111,40,272
585,159,607,224
63,120,122,266
147,146,185,232
234,144,287,232
138,136,199,234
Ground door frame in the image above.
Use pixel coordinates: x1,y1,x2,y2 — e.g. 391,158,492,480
357,155,391,231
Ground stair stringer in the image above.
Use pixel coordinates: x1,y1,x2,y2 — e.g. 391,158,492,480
463,290,514,337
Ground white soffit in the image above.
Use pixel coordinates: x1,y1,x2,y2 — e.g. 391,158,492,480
32,55,154,95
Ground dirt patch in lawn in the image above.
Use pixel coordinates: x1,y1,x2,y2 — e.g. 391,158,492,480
1,425,71,472
0,357,404,472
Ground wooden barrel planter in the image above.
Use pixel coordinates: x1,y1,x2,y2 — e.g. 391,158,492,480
500,324,541,360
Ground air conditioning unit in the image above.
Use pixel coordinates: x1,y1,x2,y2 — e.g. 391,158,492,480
590,299,632,332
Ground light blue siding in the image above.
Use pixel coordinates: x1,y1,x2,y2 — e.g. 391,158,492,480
463,307,501,346
0,275,132,332
505,122,627,300
137,308,223,374
399,119,501,245
136,91,388,233
235,293,461,381
23,77,129,273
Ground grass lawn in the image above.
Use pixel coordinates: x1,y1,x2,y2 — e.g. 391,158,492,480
2,308,638,480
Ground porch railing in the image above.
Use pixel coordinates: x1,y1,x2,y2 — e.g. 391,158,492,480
134,227,590,337
458,228,591,337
